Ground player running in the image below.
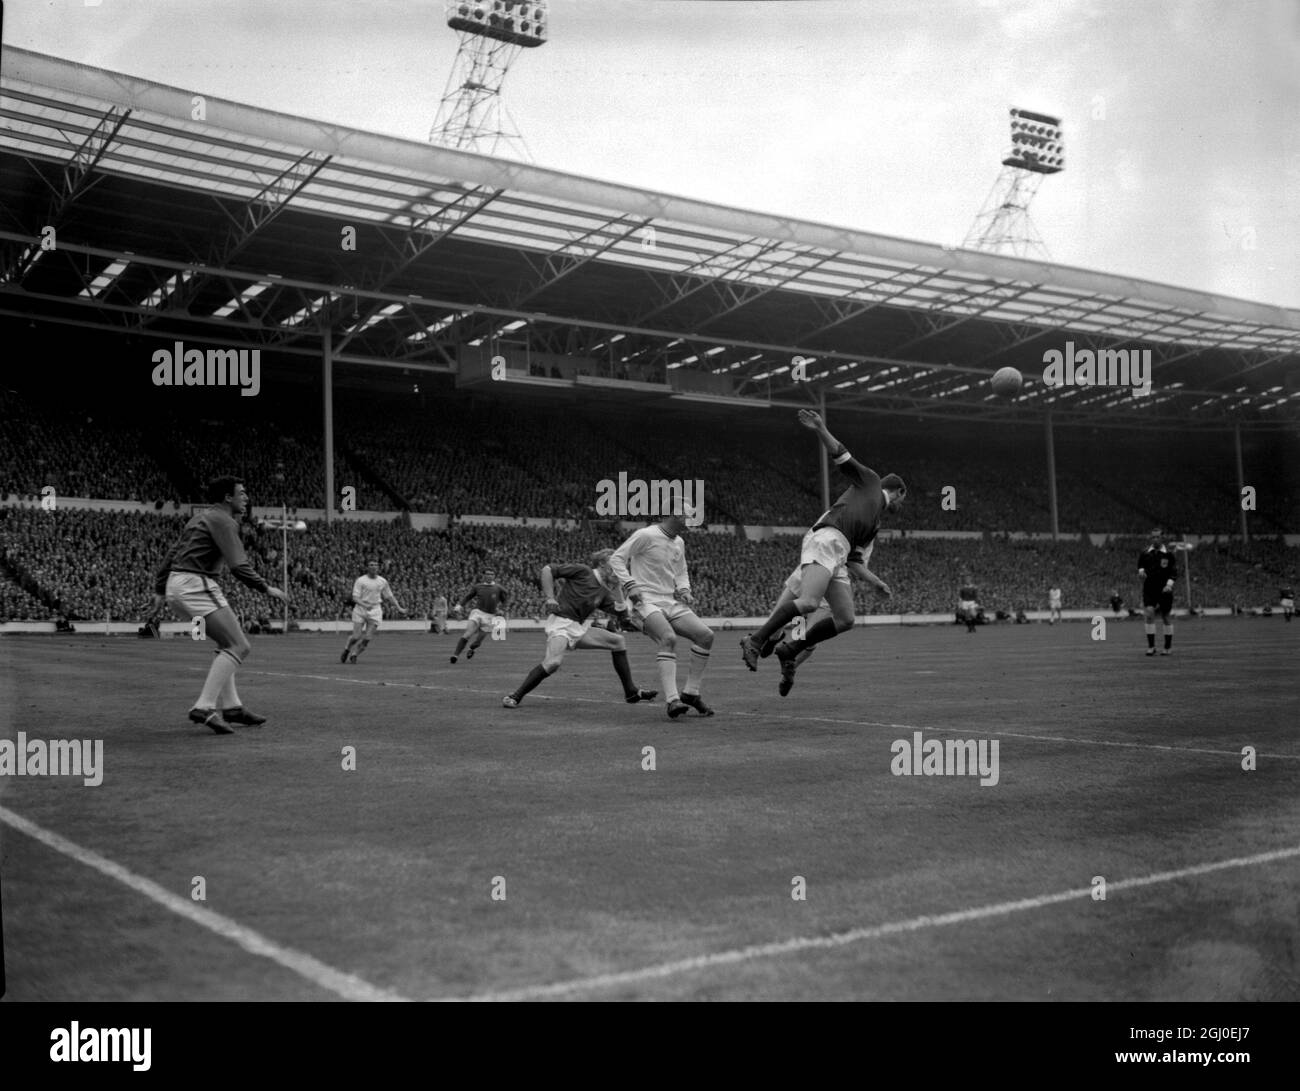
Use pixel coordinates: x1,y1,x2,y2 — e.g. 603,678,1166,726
1279,586,1294,623
149,476,288,734
609,504,715,719
768,542,891,696
1138,529,1178,656
340,559,405,663
451,568,508,663
740,409,905,674
958,577,980,633
502,550,658,708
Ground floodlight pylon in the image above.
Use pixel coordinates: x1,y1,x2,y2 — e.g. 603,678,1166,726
429,1,548,161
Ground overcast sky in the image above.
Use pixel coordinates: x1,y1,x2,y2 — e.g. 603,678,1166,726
7,0,1298,308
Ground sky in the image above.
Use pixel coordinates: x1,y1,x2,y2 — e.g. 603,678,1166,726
5,0,1298,308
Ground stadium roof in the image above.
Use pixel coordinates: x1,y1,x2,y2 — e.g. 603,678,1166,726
2,46,1298,430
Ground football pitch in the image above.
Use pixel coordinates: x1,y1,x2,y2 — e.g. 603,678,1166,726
2,619,1297,1002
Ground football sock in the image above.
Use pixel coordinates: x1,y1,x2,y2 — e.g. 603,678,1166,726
218,673,241,710
198,648,241,709
1163,627,1173,649
784,616,839,655
512,663,555,700
751,601,801,646
656,651,679,702
1145,624,1156,648
453,636,468,656
683,645,710,696
354,637,371,658
470,635,486,650
611,649,636,697
794,646,816,667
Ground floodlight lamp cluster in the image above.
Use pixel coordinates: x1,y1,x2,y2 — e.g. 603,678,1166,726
1003,107,1064,174
447,0,548,46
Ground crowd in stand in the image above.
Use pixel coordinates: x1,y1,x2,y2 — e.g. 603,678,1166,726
2,385,1295,536
2,505,1292,623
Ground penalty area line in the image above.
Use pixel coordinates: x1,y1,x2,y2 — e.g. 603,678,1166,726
0,805,409,1002
461,843,1300,1002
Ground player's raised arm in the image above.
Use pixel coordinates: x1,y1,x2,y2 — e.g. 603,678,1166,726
798,409,873,485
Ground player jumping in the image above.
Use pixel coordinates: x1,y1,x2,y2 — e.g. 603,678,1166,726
769,542,891,696
740,409,905,674
149,476,288,734
502,550,657,708
341,559,405,663
451,568,508,663
1138,529,1177,656
609,504,715,719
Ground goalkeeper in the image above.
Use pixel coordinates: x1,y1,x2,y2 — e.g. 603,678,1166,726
501,549,658,708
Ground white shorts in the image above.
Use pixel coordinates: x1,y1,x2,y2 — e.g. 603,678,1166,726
544,614,592,649
784,561,851,599
165,571,229,619
352,604,382,625
1282,598,1294,610
958,599,978,617
1049,597,1062,609
799,526,851,582
634,594,693,623
467,608,499,630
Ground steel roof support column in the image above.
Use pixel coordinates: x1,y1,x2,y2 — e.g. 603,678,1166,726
1045,409,1059,541
323,327,335,525
1234,423,1248,543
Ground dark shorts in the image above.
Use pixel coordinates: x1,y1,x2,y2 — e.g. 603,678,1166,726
1143,589,1174,613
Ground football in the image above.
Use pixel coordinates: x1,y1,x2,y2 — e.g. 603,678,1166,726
990,366,1023,397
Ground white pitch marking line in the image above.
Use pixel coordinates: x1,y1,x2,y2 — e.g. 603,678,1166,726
462,843,1300,1002
0,805,409,1003
236,668,1300,762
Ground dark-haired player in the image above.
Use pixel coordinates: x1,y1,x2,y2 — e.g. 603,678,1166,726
451,568,508,663
502,549,657,708
610,505,715,719
740,409,905,673
149,476,288,734
1138,529,1177,656
340,558,405,663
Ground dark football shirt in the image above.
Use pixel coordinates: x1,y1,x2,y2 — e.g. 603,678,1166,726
154,507,268,595
959,585,977,601
1138,547,1177,594
811,452,885,551
549,563,617,623
462,582,508,613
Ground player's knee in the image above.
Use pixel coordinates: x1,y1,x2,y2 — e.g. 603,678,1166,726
659,631,677,652
832,610,854,632
793,595,820,615
694,628,714,649
611,634,627,652
231,635,252,660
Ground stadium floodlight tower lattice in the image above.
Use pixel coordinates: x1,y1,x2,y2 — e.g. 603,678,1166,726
962,107,1064,259
429,0,548,161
